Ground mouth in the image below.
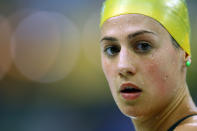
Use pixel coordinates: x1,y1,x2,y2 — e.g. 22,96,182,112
120,87,142,93
120,83,142,100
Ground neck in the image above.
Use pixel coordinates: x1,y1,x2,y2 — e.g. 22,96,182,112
131,84,197,131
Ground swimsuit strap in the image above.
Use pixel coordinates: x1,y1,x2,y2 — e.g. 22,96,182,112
167,114,197,131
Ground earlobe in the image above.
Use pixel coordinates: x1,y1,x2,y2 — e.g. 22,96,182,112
186,59,191,67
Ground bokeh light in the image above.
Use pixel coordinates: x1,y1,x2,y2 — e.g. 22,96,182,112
57,11,111,106
0,16,12,80
11,11,80,83
11,11,61,82
82,11,101,68
0,0,196,131
38,12,80,83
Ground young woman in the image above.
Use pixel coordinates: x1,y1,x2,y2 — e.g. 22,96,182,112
100,0,197,130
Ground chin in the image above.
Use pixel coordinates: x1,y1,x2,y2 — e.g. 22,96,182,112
117,101,152,119
118,104,142,118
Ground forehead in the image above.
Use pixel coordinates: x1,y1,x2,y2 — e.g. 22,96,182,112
101,14,169,37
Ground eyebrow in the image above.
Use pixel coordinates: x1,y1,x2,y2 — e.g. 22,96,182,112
100,30,156,43
100,37,118,43
128,30,156,39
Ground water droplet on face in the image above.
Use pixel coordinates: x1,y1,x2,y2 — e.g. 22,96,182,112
112,21,117,26
165,47,170,51
151,54,154,58
150,54,158,65
119,25,123,30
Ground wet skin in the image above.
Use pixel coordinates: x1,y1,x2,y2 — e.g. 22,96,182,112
100,14,197,130
101,14,184,117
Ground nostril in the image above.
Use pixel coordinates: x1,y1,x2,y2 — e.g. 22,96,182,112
119,72,124,77
119,70,134,78
127,71,133,75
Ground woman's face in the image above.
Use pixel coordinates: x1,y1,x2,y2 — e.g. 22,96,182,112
100,14,186,118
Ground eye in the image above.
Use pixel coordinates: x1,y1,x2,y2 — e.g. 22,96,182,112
104,45,120,56
134,41,152,53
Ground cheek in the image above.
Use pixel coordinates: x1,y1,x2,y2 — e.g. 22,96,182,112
142,58,172,96
141,46,180,97
102,58,119,100
147,62,166,93
101,57,116,88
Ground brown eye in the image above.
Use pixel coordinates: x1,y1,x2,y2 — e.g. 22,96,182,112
134,41,152,53
104,45,120,56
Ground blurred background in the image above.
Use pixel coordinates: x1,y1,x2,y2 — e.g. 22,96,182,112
0,0,196,131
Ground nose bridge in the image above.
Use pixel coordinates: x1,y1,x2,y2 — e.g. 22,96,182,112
118,47,132,67
118,46,136,76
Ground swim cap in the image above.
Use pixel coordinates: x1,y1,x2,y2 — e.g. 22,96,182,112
100,0,191,56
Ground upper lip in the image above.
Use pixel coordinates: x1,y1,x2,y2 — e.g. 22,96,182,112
119,82,142,92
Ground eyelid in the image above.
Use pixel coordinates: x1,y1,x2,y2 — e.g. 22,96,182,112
135,40,152,44
100,38,119,47
103,45,120,57
133,41,153,53
104,44,120,52
134,40,153,47
102,42,119,49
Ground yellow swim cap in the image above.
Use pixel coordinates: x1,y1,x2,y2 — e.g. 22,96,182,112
100,0,191,56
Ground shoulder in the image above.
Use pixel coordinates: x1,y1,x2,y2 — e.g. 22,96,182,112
175,116,197,131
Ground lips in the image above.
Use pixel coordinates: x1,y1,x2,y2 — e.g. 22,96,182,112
120,83,142,100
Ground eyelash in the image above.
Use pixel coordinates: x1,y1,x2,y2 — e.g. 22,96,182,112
104,45,120,57
133,41,152,53
103,41,152,57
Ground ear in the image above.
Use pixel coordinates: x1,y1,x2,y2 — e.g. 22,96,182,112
183,52,191,67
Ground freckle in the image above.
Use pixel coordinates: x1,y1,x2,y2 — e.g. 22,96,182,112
141,80,145,86
163,75,168,81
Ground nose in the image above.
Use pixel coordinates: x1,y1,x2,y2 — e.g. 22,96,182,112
118,47,137,78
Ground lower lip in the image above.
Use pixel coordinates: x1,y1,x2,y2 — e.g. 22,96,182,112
120,92,141,100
